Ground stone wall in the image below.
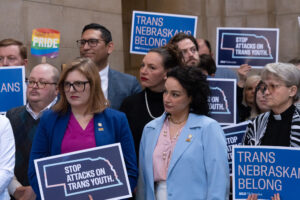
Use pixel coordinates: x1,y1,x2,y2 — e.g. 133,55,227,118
122,0,300,76
0,0,123,77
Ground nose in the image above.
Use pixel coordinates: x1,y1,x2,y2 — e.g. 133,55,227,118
82,41,90,50
140,66,147,74
2,57,9,66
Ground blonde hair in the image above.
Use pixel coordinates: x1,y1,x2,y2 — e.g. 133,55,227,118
53,57,108,114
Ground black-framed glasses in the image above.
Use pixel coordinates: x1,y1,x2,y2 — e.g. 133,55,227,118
76,39,103,48
257,82,286,94
27,80,56,89
64,81,90,92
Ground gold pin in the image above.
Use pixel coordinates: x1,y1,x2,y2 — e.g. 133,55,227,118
98,128,104,131
98,123,102,127
188,134,192,139
186,134,192,142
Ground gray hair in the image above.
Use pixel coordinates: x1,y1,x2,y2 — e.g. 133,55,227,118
261,62,300,101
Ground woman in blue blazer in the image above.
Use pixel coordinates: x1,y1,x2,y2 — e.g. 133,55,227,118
28,58,137,199
137,67,229,200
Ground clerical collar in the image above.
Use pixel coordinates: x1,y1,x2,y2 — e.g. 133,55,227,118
271,104,295,121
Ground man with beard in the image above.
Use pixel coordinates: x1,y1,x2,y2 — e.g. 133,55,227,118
168,33,200,67
6,63,59,200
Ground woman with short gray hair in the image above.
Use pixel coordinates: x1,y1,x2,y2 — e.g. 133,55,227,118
243,62,300,146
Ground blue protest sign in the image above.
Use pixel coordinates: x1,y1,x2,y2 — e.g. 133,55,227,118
34,143,131,200
0,66,26,113
216,27,279,68
208,78,236,125
130,10,197,54
223,121,249,174
233,146,300,200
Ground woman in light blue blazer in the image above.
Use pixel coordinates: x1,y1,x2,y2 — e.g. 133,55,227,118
137,67,229,200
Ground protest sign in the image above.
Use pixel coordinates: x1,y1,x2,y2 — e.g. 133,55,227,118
0,66,26,113
208,78,236,125
223,121,249,174
233,146,300,200
31,28,60,58
35,143,131,200
130,10,197,54
216,27,279,68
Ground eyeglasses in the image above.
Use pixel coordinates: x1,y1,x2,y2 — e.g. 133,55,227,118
257,82,286,94
64,81,90,92
27,80,56,89
76,39,104,48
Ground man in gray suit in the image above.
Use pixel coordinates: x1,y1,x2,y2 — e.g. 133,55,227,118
78,23,142,110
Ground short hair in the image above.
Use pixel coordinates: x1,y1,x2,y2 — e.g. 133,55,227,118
289,57,300,66
168,33,199,51
203,39,212,54
198,54,216,75
148,45,183,70
0,38,27,60
167,67,210,115
53,57,108,114
82,23,112,44
261,62,300,102
30,63,60,83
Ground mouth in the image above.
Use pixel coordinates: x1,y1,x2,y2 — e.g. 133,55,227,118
140,77,148,81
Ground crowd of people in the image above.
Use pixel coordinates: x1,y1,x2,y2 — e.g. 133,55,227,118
1,22,300,200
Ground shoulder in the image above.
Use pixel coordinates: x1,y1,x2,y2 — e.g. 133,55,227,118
120,91,144,107
6,105,26,117
109,68,138,81
189,113,219,127
96,108,126,119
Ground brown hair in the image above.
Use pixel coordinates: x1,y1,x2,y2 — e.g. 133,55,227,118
0,38,27,60
53,57,108,114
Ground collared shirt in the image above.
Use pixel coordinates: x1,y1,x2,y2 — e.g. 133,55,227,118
26,97,57,120
99,65,109,99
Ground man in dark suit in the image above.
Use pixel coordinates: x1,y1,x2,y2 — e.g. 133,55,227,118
78,23,142,110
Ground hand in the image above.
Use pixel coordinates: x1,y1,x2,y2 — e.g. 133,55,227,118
237,64,252,88
271,193,280,200
88,194,93,200
13,186,36,200
247,194,258,200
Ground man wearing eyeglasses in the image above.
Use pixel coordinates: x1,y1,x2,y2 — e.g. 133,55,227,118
78,23,142,110
6,63,59,200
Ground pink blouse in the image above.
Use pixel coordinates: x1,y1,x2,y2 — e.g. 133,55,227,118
61,113,96,154
153,118,183,181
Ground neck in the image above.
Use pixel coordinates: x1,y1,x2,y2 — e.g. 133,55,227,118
71,106,89,117
272,100,293,115
29,101,49,115
168,112,189,124
97,60,108,72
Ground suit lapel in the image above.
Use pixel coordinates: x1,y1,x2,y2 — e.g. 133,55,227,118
167,114,201,177
107,69,116,104
52,111,71,154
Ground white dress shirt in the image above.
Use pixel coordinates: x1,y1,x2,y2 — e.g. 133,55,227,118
99,65,109,99
0,115,15,200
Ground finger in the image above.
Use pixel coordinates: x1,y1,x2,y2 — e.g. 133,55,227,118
88,194,93,200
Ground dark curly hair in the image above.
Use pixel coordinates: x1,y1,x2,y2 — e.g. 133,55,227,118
167,67,210,115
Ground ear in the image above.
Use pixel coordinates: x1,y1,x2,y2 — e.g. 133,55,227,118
23,59,28,67
163,71,167,80
289,85,297,98
106,41,114,55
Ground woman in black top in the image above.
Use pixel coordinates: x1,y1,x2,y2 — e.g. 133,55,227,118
120,45,181,157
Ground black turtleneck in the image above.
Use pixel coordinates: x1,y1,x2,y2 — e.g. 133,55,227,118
120,88,164,157
261,104,295,146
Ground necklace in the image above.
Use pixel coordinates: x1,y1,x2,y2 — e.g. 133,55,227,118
145,90,157,119
168,115,188,125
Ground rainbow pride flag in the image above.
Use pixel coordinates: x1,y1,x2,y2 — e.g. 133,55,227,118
31,28,60,58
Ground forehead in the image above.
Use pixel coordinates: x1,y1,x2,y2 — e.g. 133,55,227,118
65,70,87,80
165,77,184,90
143,52,163,63
262,74,283,84
0,45,21,57
29,65,54,80
81,29,102,39
177,38,196,50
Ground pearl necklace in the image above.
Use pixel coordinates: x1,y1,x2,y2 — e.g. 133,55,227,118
145,90,157,119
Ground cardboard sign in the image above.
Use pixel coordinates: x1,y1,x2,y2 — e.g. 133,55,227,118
223,121,249,174
0,66,26,113
233,146,300,200
216,27,279,68
31,28,60,58
208,78,237,125
35,143,132,200
130,10,197,54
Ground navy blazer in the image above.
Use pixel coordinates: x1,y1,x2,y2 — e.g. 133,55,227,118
108,68,142,110
28,108,138,199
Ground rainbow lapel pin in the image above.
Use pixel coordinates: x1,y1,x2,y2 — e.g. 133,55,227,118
186,134,192,142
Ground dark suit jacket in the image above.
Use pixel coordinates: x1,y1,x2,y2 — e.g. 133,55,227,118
28,108,138,200
108,68,142,110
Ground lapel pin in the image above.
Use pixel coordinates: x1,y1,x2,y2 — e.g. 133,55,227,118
98,128,104,131
98,123,102,127
186,134,192,142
